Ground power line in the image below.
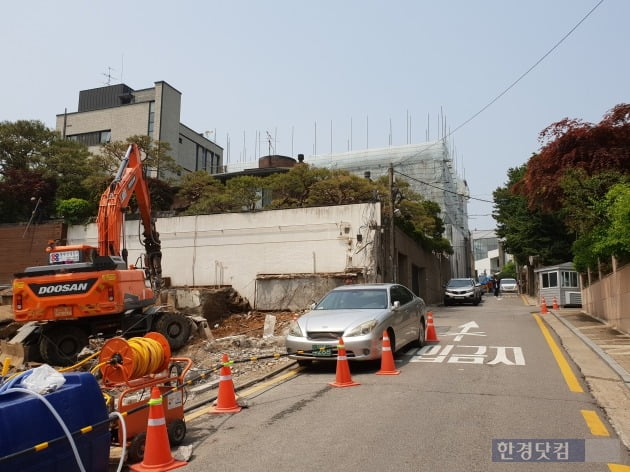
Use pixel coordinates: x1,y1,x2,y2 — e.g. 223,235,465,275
395,170,494,204
449,0,605,137
398,0,604,166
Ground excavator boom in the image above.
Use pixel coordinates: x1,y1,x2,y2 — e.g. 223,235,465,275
7,144,186,366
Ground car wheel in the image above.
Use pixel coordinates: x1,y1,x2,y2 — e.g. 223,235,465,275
413,320,425,348
444,299,450,306
473,298,480,306
387,329,396,355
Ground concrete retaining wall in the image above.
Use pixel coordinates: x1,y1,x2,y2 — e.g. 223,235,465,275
67,203,381,309
582,263,630,334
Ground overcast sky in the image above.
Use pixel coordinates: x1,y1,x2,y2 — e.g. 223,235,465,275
2,0,627,230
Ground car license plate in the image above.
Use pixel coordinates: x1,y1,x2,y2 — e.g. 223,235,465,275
54,306,73,317
455,296,464,299
312,344,332,357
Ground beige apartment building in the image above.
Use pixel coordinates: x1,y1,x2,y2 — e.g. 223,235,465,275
56,81,223,176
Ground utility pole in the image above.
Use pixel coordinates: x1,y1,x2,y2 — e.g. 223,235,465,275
388,164,397,283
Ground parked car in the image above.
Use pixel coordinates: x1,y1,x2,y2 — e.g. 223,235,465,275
285,283,427,365
444,278,482,306
500,278,518,293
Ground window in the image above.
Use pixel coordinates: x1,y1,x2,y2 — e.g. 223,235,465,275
99,130,111,144
68,130,111,147
542,272,558,288
148,101,155,136
561,271,578,288
391,285,413,306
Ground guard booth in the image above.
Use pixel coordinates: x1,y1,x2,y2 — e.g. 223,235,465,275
534,262,582,307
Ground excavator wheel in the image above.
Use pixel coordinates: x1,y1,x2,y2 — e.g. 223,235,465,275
39,324,89,367
154,313,191,350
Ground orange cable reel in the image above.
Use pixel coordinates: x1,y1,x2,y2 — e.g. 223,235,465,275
99,332,171,385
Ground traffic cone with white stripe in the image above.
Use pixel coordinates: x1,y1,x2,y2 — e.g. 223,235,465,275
329,338,359,388
376,330,400,375
541,297,548,314
209,354,242,414
552,297,559,310
425,311,439,343
129,387,187,471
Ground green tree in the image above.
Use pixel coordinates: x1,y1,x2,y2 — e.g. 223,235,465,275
176,171,228,214
41,138,94,202
147,177,176,213
0,120,56,172
572,183,630,272
267,164,332,208
102,135,181,181
559,168,629,236
56,198,92,224
307,170,375,206
0,168,57,223
226,175,265,211
494,165,573,266
498,261,517,279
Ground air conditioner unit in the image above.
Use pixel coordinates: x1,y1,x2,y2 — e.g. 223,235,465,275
565,291,582,306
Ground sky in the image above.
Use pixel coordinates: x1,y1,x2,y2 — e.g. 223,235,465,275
1,0,627,230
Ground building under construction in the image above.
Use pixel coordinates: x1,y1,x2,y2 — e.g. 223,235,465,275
227,141,473,279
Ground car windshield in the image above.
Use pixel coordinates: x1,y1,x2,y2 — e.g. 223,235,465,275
502,278,517,284
447,279,472,288
315,289,388,310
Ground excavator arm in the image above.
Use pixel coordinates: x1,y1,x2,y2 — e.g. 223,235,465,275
97,144,162,291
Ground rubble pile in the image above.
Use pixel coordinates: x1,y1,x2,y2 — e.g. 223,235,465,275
178,311,297,386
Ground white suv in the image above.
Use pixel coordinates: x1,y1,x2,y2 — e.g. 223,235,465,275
444,278,483,306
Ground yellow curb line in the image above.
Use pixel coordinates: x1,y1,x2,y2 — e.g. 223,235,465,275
608,464,630,471
533,313,583,393
581,409,610,436
184,367,304,422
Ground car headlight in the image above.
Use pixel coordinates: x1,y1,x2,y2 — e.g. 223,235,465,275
288,321,303,337
345,319,378,337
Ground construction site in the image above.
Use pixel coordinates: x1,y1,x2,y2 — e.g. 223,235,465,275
0,140,468,470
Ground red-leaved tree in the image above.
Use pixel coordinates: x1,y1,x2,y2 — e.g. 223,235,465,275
516,103,630,211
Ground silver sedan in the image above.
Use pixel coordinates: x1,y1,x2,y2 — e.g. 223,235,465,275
285,283,427,365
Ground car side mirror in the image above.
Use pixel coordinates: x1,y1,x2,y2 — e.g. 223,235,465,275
392,300,401,310
309,302,317,310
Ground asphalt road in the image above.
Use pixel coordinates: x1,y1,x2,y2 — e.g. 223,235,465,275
174,294,629,471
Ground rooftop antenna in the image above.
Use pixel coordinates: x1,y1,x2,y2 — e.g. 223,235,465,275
102,66,118,86
266,131,274,155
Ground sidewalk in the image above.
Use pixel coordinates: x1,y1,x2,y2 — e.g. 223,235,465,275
522,295,630,450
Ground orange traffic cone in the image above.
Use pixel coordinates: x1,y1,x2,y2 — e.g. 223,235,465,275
425,311,440,343
329,338,359,388
541,297,548,314
552,297,559,310
129,387,187,472
376,331,400,375
209,354,242,414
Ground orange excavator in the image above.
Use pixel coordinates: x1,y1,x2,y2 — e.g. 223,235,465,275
9,144,191,366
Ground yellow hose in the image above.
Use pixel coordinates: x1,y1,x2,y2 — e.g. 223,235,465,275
90,362,106,375
59,350,101,373
128,337,165,378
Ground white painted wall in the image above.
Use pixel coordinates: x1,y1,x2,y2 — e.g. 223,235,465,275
67,203,381,306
